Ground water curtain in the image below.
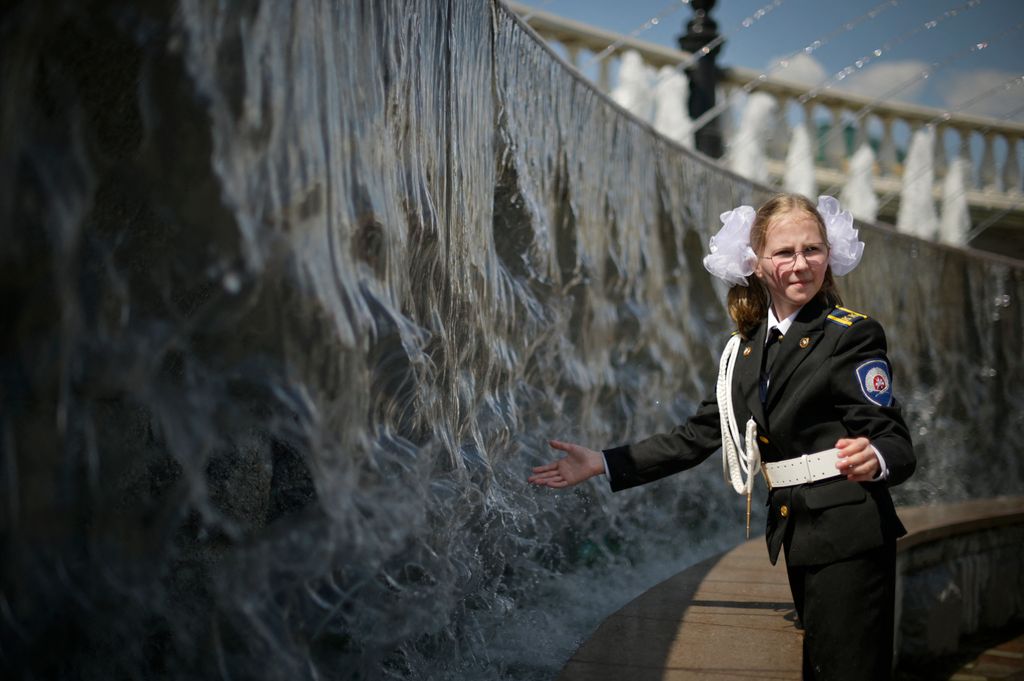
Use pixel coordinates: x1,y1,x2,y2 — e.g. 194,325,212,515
2,1,1021,679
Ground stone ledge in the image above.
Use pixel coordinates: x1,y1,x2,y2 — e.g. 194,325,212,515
896,498,1024,666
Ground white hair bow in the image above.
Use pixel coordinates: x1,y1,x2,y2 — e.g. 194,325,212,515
702,205,757,286
817,196,864,276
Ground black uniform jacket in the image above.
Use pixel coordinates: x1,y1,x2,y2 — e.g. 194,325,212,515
604,299,916,567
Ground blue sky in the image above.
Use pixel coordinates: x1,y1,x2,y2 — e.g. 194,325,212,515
518,0,1024,120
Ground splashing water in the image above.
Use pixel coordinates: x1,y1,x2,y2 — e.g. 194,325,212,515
783,124,817,198
729,92,777,184
842,144,880,222
611,50,655,122
2,2,1022,680
653,66,694,149
939,157,972,246
897,128,940,239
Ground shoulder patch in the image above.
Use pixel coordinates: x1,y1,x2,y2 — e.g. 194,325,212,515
856,359,893,406
827,306,869,328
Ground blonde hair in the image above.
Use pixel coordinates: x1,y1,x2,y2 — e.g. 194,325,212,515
727,194,843,339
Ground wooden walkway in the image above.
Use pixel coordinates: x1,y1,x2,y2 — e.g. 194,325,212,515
558,497,1024,681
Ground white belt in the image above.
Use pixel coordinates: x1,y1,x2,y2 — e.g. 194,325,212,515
763,448,844,488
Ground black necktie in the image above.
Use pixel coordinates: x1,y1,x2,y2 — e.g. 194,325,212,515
760,326,783,403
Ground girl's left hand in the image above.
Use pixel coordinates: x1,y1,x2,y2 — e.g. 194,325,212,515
835,436,880,482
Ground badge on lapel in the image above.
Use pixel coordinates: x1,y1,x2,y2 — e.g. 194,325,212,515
856,359,893,406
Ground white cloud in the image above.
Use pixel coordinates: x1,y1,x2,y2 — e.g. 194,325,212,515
941,69,1024,119
833,60,929,103
765,52,827,87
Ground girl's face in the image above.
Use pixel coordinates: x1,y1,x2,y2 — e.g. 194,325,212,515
754,210,829,320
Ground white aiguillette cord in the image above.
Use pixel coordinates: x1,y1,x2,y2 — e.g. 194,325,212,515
717,335,762,538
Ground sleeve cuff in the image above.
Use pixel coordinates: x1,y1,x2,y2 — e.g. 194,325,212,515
870,444,889,481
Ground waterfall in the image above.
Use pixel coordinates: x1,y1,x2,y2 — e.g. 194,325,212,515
3,1,1022,680
897,129,939,239
841,144,880,222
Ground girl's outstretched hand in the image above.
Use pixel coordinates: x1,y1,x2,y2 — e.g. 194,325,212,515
528,439,605,488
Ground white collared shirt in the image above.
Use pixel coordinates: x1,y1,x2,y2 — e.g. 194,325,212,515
764,306,800,346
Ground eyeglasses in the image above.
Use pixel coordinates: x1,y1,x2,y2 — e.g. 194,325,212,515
761,243,829,268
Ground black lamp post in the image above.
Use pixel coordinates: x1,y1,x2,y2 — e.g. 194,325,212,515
678,0,724,158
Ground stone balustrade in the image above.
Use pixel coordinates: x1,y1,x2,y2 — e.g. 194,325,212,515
506,1,1024,258
723,64,1024,205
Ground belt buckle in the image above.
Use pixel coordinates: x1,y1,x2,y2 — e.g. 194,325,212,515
762,464,773,490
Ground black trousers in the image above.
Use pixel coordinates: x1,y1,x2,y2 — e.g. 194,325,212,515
786,541,897,681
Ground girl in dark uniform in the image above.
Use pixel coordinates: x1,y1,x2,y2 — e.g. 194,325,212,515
529,193,915,680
